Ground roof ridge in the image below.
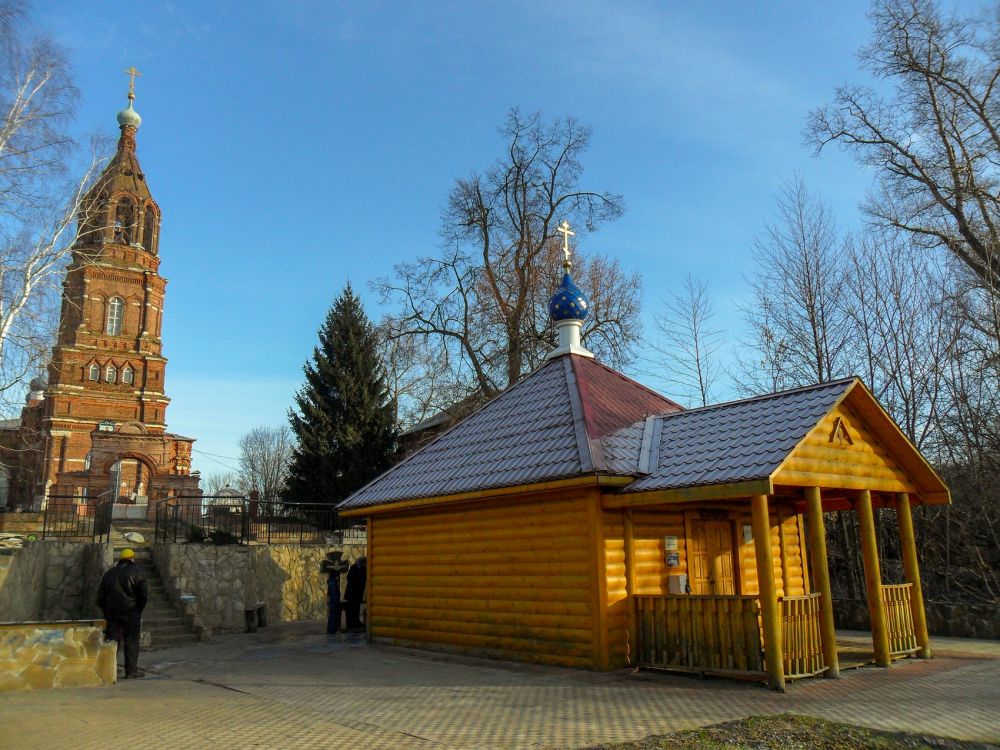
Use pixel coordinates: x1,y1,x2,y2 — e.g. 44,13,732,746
573,355,684,412
654,377,858,420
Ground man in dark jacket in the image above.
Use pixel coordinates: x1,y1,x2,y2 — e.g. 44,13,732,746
97,548,148,678
320,551,348,634
343,556,367,631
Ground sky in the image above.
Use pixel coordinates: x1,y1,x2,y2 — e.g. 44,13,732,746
32,0,890,478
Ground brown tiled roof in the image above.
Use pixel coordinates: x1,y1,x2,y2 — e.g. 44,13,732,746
339,355,680,510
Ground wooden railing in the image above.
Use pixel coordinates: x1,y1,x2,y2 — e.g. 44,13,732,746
883,583,918,656
634,595,764,676
780,593,825,678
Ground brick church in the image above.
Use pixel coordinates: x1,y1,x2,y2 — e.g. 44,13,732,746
0,77,201,514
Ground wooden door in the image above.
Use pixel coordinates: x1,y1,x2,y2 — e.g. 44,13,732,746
689,520,736,595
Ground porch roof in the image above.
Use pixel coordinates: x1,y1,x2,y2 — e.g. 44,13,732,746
621,379,853,492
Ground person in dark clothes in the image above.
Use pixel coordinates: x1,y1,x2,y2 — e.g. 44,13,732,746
320,551,349,634
96,548,148,679
344,556,367,631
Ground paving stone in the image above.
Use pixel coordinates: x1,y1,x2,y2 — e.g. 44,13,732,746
0,623,997,749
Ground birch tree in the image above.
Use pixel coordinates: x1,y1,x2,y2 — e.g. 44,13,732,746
0,1,104,410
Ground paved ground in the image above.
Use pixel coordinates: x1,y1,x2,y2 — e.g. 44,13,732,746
2,624,998,749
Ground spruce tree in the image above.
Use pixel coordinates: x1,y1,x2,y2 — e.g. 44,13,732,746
284,284,397,506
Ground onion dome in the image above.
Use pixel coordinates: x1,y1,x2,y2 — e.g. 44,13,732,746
116,99,142,130
29,374,47,391
548,272,590,322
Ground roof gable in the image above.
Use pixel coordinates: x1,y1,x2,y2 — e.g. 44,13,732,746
772,381,948,502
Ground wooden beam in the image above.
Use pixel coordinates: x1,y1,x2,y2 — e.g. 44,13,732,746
896,492,931,658
602,479,773,509
587,489,609,670
857,489,891,667
805,487,839,678
751,494,785,691
339,475,624,517
623,508,637,667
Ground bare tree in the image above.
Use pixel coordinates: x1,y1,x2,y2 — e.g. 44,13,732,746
737,176,849,393
0,2,105,412
646,275,723,407
808,0,1000,300
376,109,638,420
237,425,292,508
202,471,243,496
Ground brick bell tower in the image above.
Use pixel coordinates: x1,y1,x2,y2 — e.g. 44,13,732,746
39,72,200,512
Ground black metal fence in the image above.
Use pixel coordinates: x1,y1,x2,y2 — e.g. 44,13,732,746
154,496,248,544
41,497,113,542
252,502,367,545
154,497,365,545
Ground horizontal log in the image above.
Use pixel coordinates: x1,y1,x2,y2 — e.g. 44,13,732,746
773,470,913,493
374,584,590,603
373,634,594,669
780,455,909,482
373,524,590,547
374,615,593,644
375,604,593,631
374,593,591,616
373,534,590,556
376,499,588,529
372,546,591,566
375,561,589,577
371,625,595,659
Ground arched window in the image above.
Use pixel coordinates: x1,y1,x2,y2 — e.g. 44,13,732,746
80,192,107,245
88,363,100,381
105,364,117,383
142,206,157,252
84,452,92,470
114,197,135,244
122,366,134,385
106,297,124,335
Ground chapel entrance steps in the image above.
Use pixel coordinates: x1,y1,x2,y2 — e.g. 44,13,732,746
110,529,198,650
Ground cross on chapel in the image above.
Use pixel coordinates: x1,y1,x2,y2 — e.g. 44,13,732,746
557,220,575,270
125,66,141,99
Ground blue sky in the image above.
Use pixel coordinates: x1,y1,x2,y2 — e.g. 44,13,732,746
37,1,886,477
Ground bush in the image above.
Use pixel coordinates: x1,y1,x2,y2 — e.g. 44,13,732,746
208,529,239,545
186,525,207,543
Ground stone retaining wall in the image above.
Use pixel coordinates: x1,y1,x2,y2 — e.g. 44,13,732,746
0,541,113,622
0,512,43,533
0,620,116,691
151,542,366,636
834,598,1000,640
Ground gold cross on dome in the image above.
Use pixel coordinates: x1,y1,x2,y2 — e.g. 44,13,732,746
124,66,142,99
557,220,575,270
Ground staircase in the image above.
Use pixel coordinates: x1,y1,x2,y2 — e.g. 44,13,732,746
111,524,199,649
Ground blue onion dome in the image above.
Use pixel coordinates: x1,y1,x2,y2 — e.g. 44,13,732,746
117,99,141,129
548,272,590,322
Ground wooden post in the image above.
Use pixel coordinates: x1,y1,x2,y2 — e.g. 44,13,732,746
804,487,840,678
623,509,637,667
857,489,891,667
751,494,785,691
896,492,931,658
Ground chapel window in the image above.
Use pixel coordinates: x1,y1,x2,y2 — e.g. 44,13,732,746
114,197,135,244
106,297,124,335
122,366,134,385
88,363,100,381
84,453,91,470
105,364,117,383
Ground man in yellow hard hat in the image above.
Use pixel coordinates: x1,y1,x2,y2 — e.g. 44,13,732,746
97,548,148,678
